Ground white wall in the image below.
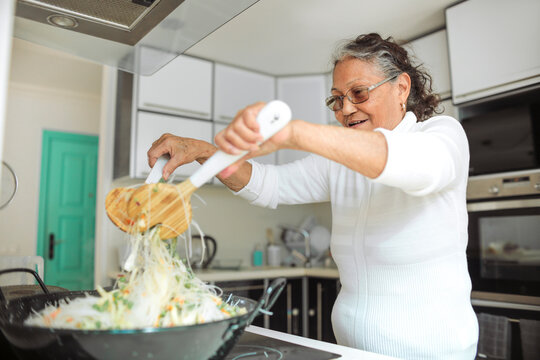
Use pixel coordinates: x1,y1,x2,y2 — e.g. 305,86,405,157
0,38,102,256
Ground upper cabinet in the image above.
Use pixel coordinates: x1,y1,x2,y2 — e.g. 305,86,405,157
446,0,540,104
214,64,275,124
137,55,213,120
405,29,452,100
276,75,328,164
134,111,212,179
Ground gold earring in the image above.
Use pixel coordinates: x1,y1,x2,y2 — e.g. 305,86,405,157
401,103,406,111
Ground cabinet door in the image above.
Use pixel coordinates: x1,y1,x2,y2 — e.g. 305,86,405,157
406,30,451,100
214,64,275,124
212,123,276,185
134,111,212,179
268,278,304,336
446,0,540,104
137,55,213,120
308,278,338,343
276,75,328,164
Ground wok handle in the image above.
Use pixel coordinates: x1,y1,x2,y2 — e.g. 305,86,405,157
247,277,287,326
0,268,50,302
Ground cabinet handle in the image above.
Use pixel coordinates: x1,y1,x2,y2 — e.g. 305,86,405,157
286,284,292,334
143,102,210,118
219,115,234,121
292,308,299,335
317,282,322,341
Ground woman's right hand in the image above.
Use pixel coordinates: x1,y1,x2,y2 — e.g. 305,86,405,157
147,133,216,180
214,102,295,178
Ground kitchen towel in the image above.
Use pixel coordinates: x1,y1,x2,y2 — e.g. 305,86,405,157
477,313,511,360
519,319,540,360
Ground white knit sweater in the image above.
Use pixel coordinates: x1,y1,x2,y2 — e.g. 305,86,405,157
235,112,479,359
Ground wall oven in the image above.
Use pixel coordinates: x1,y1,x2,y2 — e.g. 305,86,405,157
467,169,540,359
467,169,540,301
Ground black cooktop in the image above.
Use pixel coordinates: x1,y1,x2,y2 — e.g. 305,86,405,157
225,332,341,360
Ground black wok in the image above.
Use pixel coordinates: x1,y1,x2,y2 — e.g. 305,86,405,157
0,268,286,360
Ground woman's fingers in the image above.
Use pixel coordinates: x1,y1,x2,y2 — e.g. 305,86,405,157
147,134,196,180
216,103,265,154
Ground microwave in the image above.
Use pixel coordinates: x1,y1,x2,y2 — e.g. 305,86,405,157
461,103,540,176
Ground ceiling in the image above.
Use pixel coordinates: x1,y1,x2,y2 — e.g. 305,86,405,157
186,0,460,76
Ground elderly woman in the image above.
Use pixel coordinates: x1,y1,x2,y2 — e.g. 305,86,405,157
148,33,479,359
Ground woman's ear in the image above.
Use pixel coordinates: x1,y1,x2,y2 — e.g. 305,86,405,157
397,72,411,103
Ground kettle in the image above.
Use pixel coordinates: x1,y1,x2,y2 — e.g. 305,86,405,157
189,235,217,269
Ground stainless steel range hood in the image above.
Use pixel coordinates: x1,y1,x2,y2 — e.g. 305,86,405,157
13,0,259,75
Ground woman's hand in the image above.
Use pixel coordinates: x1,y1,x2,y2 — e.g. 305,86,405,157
147,133,216,180
215,102,294,177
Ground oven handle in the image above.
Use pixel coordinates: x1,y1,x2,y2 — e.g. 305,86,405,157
471,299,540,312
467,198,540,212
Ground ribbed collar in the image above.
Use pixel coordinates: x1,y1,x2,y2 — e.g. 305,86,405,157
390,111,417,133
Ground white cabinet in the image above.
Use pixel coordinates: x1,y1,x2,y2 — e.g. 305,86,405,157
446,0,540,104
214,64,275,123
405,29,452,100
439,99,459,120
137,55,213,120
134,111,212,179
276,75,328,164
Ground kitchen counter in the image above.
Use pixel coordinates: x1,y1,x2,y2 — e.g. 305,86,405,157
108,265,339,283
245,326,400,360
196,265,339,282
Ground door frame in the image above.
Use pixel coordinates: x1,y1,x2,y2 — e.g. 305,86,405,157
36,130,99,283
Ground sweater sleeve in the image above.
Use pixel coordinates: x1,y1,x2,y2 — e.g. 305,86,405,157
373,116,469,196
234,154,330,209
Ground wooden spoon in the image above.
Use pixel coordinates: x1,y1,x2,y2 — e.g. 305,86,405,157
105,157,169,233
105,101,292,239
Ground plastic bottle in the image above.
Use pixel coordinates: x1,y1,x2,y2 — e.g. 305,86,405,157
266,228,281,267
253,244,263,267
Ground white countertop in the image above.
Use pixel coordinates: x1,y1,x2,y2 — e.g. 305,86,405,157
108,266,339,283
246,326,401,360
195,265,339,282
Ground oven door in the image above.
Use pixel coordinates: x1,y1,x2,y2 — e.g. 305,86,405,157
467,197,540,299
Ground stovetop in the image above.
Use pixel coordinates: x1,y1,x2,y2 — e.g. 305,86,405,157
225,332,341,360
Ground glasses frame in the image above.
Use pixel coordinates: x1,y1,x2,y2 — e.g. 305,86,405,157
325,74,399,111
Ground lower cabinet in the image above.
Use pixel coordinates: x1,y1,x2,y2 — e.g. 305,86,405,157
268,277,304,336
215,277,340,342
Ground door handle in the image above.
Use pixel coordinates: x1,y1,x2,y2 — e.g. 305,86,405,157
49,233,54,260
48,233,63,260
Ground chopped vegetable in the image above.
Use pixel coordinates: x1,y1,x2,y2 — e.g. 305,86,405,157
25,226,246,330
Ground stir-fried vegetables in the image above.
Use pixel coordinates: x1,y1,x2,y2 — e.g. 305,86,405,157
25,227,246,330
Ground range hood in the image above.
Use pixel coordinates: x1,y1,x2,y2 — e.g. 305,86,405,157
13,0,259,75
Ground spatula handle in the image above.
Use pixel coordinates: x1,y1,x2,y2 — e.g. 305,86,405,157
145,155,170,184
189,100,291,188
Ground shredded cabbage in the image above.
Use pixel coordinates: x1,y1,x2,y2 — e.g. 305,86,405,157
24,226,246,330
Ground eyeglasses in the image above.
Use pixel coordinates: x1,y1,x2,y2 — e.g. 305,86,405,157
325,74,399,111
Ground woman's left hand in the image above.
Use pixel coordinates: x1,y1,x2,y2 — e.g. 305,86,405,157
215,102,294,177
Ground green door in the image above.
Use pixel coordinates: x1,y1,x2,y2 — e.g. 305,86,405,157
37,131,98,290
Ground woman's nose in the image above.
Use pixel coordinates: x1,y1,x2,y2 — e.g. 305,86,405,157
341,96,357,116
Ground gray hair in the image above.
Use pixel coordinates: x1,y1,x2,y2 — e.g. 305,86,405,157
330,33,440,121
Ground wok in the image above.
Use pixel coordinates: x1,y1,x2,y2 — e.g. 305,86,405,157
0,268,286,360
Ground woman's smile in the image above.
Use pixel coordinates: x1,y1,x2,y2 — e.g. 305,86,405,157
346,117,369,128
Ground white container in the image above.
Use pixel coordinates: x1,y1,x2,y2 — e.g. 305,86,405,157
267,244,281,267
